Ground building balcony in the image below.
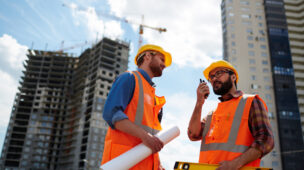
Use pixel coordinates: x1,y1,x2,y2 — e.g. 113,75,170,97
287,19,304,25
290,48,304,54
285,4,304,11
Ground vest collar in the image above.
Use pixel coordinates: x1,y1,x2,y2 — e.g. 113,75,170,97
218,90,243,102
137,68,155,87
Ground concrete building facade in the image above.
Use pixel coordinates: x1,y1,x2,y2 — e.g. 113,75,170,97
284,0,304,142
0,37,129,170
220,0,304,169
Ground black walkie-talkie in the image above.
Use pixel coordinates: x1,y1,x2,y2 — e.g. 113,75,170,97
200,79,209,98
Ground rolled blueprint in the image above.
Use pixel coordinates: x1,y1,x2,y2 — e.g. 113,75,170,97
100,126,180,170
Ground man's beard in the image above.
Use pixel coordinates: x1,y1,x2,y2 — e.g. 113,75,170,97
149,58,163,77
213,77,233,95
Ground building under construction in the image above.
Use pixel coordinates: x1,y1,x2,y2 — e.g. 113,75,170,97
0,37,129,170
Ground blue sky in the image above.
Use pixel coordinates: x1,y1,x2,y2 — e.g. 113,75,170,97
0,0,222,168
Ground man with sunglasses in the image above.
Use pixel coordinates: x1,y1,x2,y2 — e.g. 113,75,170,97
101,44,172,170
188,60,274,170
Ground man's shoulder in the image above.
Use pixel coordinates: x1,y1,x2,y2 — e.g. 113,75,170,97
114,71,135,84
117,71,136,79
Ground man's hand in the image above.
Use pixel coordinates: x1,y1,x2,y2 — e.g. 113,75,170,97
216,160,241,170
114,119,164,153
141,133,164,153
197,81,210,104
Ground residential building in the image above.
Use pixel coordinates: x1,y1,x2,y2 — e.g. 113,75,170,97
0,37,129,170
221,0,304,169
284,0,304,142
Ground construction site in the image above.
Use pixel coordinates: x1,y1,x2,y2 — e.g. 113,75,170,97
1,0,304,170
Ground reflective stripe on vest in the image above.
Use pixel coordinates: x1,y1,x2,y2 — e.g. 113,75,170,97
133,71,160,135
200,95,253,152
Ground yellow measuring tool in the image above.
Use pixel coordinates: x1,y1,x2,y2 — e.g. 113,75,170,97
174,162,273,170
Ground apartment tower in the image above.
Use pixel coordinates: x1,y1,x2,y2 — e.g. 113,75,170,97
221,0,304,169
0,37,129,170
284,0,304,141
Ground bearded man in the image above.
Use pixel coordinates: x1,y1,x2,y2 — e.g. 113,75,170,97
188,60,274,170
101,44,172,170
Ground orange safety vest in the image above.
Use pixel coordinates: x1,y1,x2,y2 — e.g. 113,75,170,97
199,94,267,167
101,71,166,170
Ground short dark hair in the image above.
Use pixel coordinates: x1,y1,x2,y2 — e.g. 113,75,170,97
137,53,145,66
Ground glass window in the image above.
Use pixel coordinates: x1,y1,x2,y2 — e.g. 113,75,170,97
92,143,97,149
231,41,236,46
231,34,235,38
241,7,250,11
250,67,256,72
260,45,267,49
96,105,102,111
263,68,269,73
248,43,254,48
256,9,263,13
33,162,40,168
261,52,267,57
23,154,29,159
264,77,270,82
242,21,252,25
232,49,236,54
262,60,268,65
26,140,31,145
259,37,265,42
32,114,37,119
91,152,97,157
90,160,95,166
259,30,265,35
268,112,273,118
227,6,233,11
249,51,255,56
246,28,253,33
265,85,272,90
241,14,250,18
258,23,263,27
272,161,279,167
240,0,250,5
93,135,98,142
30,121,36,126
251,84,259,89
249,59,256,64
251,75,256,80
24,147,30,152
247,36,253,40
21,161,28,166
229,13,234,17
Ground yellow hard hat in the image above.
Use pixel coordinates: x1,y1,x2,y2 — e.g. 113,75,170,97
134,44,172,67
203,60,239,83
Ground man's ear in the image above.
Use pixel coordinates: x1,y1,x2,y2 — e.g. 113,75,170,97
231,74,237,82
144,52,152,62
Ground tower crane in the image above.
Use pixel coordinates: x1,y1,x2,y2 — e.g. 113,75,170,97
56,41,89,53
62,3,167,49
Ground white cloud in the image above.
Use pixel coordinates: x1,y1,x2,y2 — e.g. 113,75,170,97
69,3,124,41
0,34,27,127
0,34,28,70
159,92,218,169
0,70,18,127
108,0,222,68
